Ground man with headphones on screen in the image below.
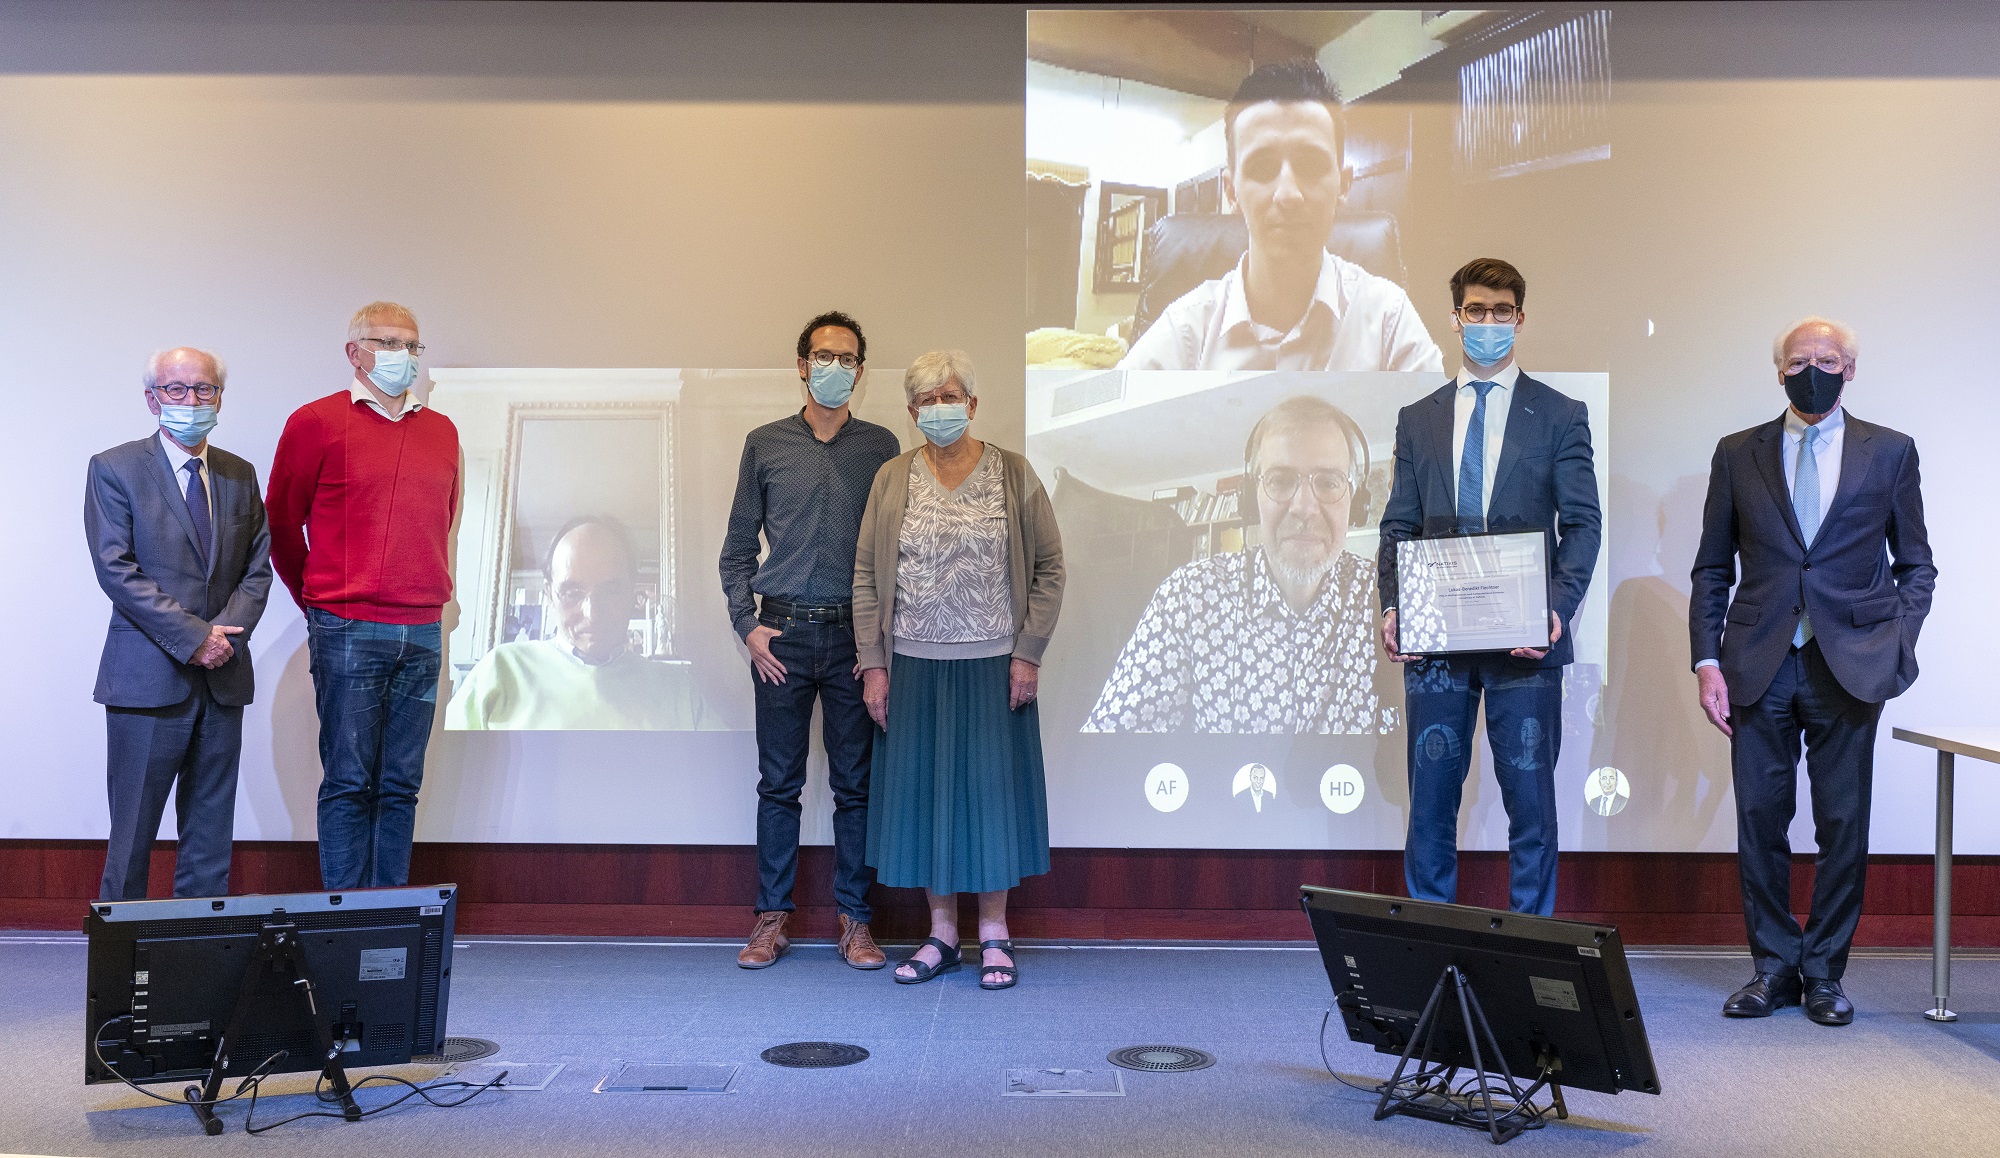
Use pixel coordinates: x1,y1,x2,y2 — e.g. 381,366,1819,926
1085,393,1389,734
1377,258,1601,917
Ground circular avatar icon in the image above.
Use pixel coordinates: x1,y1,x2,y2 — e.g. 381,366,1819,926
1585,767,1631,817
1319,764,1365,814
1145,763,1189,813
1232,762,1278,813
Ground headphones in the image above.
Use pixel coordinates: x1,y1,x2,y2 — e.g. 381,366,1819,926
1240,398,1374,527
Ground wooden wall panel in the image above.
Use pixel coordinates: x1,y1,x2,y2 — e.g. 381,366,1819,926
3,840,1994,946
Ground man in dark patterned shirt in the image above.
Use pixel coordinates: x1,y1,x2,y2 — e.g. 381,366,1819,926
1084,396,1389,734
719,311,901,970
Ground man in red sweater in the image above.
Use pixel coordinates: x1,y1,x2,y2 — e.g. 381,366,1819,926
267,301,459,889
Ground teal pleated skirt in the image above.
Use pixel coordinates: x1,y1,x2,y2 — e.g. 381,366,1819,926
866,653,1051,895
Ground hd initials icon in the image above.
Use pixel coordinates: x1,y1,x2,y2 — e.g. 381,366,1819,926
1319,764,1364,814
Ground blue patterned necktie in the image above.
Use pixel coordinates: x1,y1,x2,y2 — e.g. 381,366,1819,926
1457,380,1497,531
182,457,212,564
1792,424,1820,647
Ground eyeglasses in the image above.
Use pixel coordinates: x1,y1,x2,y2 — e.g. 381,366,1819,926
1259,467,1353,506
913,391,970,408
808,350,861,370
1782,354,1845,375
1456,304,1518,324
358,337,426,355
153,381,222,403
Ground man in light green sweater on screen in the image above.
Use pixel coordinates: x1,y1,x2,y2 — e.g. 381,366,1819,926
448,516,714,730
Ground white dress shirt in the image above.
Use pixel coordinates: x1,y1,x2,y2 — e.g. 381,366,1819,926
1695,403,1844,671
157,429,212,515
350,379,427,422
1119,250,1444,373
1450,361,1521,519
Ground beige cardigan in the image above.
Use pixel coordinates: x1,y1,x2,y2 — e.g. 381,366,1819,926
852,444,1065,671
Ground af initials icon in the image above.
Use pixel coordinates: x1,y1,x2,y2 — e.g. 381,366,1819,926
1145,763,1188,813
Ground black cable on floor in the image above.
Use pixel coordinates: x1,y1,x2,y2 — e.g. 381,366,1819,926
92,1014,506,1134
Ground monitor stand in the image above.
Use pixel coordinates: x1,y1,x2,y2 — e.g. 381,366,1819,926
185,914,361,1136
1372,964,1566,1145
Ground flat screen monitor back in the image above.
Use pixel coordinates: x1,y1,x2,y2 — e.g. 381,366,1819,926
1301,886,1660,1097
85,885,457,1085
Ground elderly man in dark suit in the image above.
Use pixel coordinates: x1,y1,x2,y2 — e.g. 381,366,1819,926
85,347,272,900
1691,316,1935,1025
1378,257,1602,918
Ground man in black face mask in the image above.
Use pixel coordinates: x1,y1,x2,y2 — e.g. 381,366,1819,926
1689,316,1936,1026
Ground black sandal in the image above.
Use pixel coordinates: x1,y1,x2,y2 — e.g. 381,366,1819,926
893,937,962,984
978,939,1018,990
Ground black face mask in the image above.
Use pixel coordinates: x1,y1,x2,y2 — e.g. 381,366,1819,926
1783,365,1844,415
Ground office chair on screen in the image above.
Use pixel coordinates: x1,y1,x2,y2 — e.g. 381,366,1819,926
1129,211,1411,346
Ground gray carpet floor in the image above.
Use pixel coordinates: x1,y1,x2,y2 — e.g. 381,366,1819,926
2,934,1997,1157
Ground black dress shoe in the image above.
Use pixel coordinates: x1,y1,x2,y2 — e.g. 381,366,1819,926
1803,978,1855,1026
1723,971,1802,1017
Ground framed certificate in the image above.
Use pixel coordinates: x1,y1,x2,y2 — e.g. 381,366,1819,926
1395,530,1552,655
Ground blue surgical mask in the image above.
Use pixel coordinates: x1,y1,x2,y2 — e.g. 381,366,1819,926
158,403,218,446
807,362,856,408
1461,322,1516,367
366,347,418,396
915,402,970,447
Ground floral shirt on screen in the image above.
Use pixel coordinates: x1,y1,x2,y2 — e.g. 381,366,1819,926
1083,546,1390,735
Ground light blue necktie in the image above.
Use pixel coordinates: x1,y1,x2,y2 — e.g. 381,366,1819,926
1457,381,1497,531
1792,424,1820,647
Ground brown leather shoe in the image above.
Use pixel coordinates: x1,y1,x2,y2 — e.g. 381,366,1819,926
837,914,887,970
737,910,790,969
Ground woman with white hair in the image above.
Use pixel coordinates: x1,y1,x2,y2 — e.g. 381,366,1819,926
852,349,1065,990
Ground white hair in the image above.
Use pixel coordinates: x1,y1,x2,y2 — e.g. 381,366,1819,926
142,347,228,390
348,300,420,341
903,349,977,405
1772,316,1858,366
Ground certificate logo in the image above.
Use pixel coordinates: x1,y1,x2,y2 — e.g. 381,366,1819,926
1585,766,1630,817
1144,763,1189,813
1232,762,1277,813
1319,764,1365,814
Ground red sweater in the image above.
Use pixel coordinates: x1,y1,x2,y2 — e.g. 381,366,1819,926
267,390,460,623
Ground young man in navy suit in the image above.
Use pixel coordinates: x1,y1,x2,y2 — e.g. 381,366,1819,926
1377,258,1602,917
1691,317,1935,1025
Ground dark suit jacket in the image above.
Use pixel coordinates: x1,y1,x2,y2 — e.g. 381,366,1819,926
1689,411,1935,706
1376,372,1602,669
84,434,273,708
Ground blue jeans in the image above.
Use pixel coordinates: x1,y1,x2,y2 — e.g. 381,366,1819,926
307,608,441,889
1402,655,1564,916
752,615,875,921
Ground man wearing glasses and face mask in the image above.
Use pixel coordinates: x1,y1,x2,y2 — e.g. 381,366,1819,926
267,302,460,891
1377,258,1601,919
85,348,272,900
1085,394,1389,735
720,311,901,970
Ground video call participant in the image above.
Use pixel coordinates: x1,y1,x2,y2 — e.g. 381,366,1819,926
267,302,459,891
720,311,901,971
85,348,272,899
448,517,714,730
1083,395,1388,734
1378,258,1601,917
1119,59,1441,373
855,351,1065,990
1692,317,1934,1026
